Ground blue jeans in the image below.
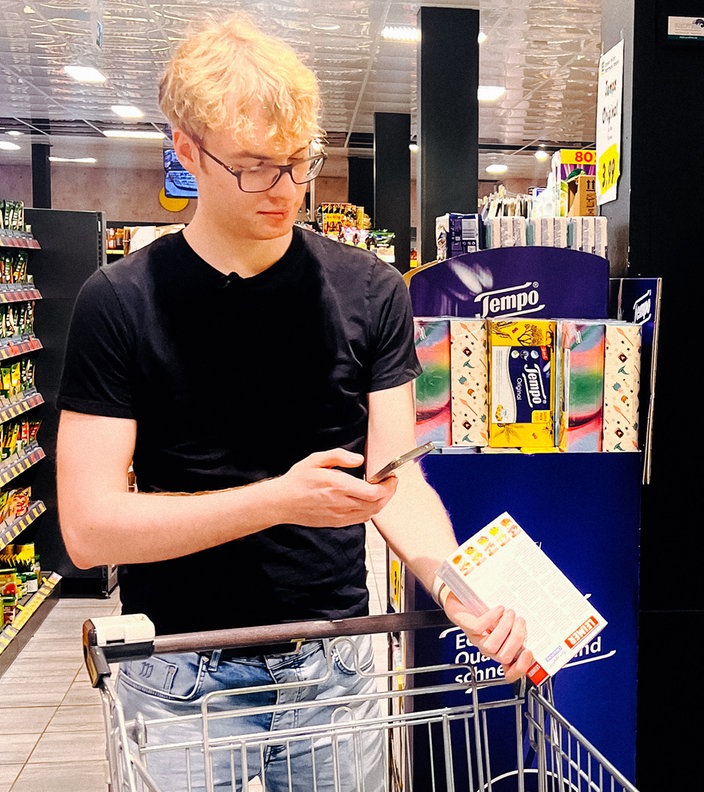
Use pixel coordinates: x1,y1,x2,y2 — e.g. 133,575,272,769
115,634,386,791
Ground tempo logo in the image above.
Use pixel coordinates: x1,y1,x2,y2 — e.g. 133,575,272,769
632,289,652,324
473,281,545,318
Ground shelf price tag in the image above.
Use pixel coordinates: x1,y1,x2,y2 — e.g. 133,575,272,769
598,144,620,195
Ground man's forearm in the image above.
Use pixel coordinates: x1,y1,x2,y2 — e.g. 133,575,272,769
370,473,458,595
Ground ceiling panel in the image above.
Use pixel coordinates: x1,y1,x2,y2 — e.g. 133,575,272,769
0,0,601,183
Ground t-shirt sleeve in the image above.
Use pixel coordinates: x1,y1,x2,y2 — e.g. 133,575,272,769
368,261,422,392
56,268,136,419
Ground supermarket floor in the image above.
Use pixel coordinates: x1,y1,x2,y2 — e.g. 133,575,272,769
0,526,390,792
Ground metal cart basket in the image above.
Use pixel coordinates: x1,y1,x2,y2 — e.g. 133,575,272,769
83,610,640,792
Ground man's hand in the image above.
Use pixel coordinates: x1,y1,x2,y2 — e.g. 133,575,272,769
443,593,535,683
273,448,398,527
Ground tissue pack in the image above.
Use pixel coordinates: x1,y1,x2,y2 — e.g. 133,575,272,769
488,318,556,449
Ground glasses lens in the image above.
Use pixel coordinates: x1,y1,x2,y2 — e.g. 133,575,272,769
239,165,280,192
291,156,325,184
238,155,326,192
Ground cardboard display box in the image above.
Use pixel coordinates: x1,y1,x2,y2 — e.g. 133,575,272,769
567,174,597,217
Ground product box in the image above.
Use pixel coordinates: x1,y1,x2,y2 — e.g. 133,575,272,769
552,148,597,181
580,216,608,258
487,318,556,449
436,511,608,686
553,216,569,248
436,213,482,261
556,320,605,452
484,216,527,248
568,217,583,251
551,149,597,217
535,217,555,247
609,277,662,481
602,322,641,452
449,318,489,447
567,174,597,217
413,318,452,447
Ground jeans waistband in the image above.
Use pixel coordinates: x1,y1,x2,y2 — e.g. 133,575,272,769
200,640,316,661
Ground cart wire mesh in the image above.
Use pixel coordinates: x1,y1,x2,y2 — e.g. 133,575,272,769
83,612,640,792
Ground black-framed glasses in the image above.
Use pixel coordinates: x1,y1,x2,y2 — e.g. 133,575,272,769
198,145,327,193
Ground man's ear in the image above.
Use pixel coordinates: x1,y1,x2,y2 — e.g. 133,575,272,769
172,130,199,173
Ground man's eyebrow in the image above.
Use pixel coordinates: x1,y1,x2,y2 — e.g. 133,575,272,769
226,148,308,162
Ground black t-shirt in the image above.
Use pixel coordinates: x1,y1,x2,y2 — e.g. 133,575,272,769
57,226,422,634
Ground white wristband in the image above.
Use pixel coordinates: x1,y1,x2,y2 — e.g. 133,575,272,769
430,574,450,607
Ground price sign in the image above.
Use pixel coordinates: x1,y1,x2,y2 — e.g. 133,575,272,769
598,144,620,195
596,40,624,205
565,149,596,169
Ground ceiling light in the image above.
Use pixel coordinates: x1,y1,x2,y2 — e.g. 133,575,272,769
486,163,508,175
477,85,506,102
311,16,341,31
382,25,419,42
111,105,144,119
534,148,550,162
7,131,23,136
477,31,487,45
64,65,107,84
49,156,97,164
102,130,166,140
0,141,21,151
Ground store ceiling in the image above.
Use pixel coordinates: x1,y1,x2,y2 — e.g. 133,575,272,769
0,0,601,184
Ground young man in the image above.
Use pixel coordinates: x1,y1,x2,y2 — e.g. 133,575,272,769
56,12,533,791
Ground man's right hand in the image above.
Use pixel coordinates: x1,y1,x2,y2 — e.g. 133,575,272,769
270,448,398,527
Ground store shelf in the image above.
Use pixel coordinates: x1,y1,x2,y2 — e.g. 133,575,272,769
0,232,41,250
0,443,45,488
23,207,107,597
0,571,61,675
0,336,42,362
0,285,42,304
0,217,53,676
0,500,46,552
0,390,44,424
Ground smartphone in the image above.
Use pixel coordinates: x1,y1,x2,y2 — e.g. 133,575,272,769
367,441,436,484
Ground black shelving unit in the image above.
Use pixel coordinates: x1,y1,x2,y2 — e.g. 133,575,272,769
0,226,61,670
25,208,117,598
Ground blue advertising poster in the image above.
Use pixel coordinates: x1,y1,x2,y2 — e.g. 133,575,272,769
408,450,641,788
163,147,198,199
408,247,610,319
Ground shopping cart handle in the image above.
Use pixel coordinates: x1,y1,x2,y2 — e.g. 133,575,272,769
81,610,453,687
153,609,452,655
82,614,157,687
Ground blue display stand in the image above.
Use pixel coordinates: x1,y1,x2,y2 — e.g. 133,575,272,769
408,247,610,319
407,450,641,787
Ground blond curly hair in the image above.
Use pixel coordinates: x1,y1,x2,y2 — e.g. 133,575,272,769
159,12,325,154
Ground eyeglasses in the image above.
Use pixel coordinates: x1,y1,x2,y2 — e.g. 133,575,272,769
198,145,327,193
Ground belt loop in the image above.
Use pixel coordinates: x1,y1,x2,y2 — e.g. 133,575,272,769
206,649,222,671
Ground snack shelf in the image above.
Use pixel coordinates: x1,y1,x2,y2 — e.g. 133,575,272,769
0,390,44,424
0,286,42,304
0,215,52,677
0,336,42,362
0,232,41,250
0,499,46,553
0,443,46,487
0,571,61,671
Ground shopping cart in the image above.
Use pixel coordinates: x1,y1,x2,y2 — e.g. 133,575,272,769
83,610,640,792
